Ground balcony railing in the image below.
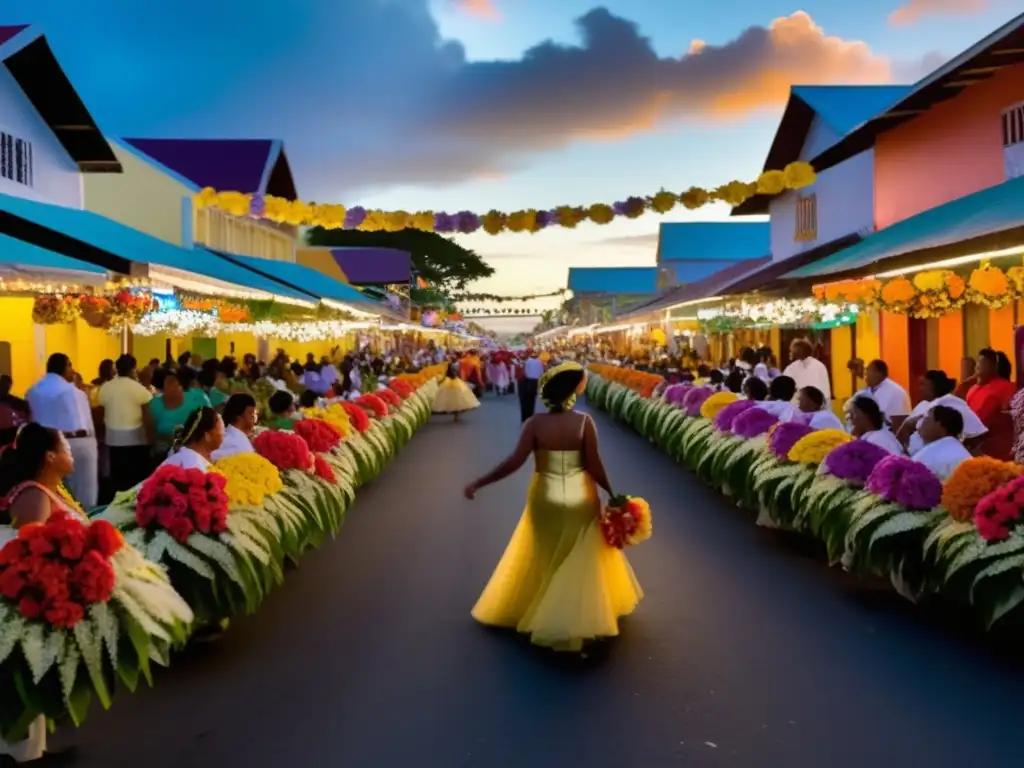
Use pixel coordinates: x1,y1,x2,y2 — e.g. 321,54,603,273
193,206,296,262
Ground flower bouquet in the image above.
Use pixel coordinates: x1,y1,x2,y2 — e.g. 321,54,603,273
752,422,816,528
0,513,191,739
600,496,653,549
95,465,275,622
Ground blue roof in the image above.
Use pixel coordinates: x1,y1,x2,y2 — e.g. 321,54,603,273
786,174,1024,279
212,251,370,305
658,222,769,262
793,85,912,137
0,232,105,274
568,267,657,295
0,193,313,301
664,259,751,284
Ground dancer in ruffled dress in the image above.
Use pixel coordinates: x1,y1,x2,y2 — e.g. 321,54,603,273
432,363,480,422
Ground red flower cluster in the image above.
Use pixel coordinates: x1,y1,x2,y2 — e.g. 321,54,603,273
341,402,370,433
388,379,413,399
294,418,342,453
976,475,1024,541
356,394,389,419
376,389,401,409
254,430,315,472
600,509,639,549
313,455,336,483
0,513,123,628
136,465,230,544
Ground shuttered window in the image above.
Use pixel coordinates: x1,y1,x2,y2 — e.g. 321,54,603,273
0,133,33,187
1003,103,1024,180
795,194,817,242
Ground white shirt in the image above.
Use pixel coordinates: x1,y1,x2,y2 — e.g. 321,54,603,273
757,400,800,421
161,447,210,471
912,436,972,481
211,425,254,461
72,387,94,438
854,378,911,421
861,429,905,455
782,357,832,401
808,410,846,431
523,358,545,380
753,362,771,381
25,374,90,434
906,394,988,455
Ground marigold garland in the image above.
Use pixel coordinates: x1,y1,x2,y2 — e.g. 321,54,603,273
787,429,853,464
941,457,1023,522
192,163,816,235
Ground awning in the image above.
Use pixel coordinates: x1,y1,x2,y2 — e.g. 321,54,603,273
785,175,1024,280
0,231,105,277
0,193,315,303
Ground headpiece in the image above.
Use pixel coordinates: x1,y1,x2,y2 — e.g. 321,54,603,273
539,361,585,411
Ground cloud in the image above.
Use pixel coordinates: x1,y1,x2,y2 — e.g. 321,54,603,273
23,3,898,198
889,0,987,26
893,50,950,81
451,0,501,20
594,233,660,248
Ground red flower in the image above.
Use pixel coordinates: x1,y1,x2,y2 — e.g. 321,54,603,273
976,476,1024,542
294,419,343,453
44,600,84,629
376,389,401,408
167,517,195,544
341,402,370,433
135,463,232,544
73,550,116,603
17,596,42,620
254,430,315,471
86,521,123,558
388,379,413,399
355,394,389,419
313,455,336,483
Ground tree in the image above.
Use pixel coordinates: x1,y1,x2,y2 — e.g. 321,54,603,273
305,227,495,294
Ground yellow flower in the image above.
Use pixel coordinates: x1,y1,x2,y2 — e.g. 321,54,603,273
787,429,852,464
783,161,816,189
555,206,586,228
679,186,710,209
506,210,535,232
649,191,677,214
303,406,353,436
212,453,283,508
482,210,507,235
216,191,252,217
756,170,786,195
359,210,387,231
912,270,947,293
712,181,756,207
587,203,615,224
700,391,738,420
409,211,435,232
194,187,218,209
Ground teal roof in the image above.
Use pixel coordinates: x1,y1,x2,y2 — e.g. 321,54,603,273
0,193,314,301
568,267,657,295
785,174,1024,279
793,85,912,137
212,250,369,305
658,221,768,261
0,232,105,274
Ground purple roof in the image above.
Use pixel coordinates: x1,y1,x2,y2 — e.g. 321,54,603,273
0,26,28,47
331,248,411,285
123,138,274,193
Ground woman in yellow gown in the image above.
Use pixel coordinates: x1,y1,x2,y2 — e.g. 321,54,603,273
464,362,643,651
432,362,480,422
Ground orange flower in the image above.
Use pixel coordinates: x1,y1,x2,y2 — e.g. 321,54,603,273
941,457,1023,522
945,273,965,299
880,276,915,304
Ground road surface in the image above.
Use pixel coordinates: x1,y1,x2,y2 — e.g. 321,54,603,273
66,395,1024,767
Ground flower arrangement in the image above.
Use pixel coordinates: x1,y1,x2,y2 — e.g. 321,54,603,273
31,295,78,325
376,388,402,409
254,430,315,472
941,458,1022,522
356,394,389,419
294,418,344,453
600,495,653,549
313,455,336,483
813,279,881,305
588,364,663,398
211,453,283,508
78,295,112,328
712,399,755,432
388,378,414,399
811,267,983,319
730,407,778,438
787,429,853,465
966,263,1015,309
820,439,890,485
768,421,813,459
681,386,714,416
865,455,943,510
341,401,371,433
700,391,738,420
663,383,692,406
135,465,230,543
301,405,353,437
974,475,1024,542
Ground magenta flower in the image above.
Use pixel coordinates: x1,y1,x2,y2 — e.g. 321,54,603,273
975,475,1024,542
456,212,480,233
433,212,455,232
713,399,756,432
769,422,813,459
865,455,942,511
681,386,713,417
731,407,779,439
664,383,692,406
344,206,366,229
822,440,891,485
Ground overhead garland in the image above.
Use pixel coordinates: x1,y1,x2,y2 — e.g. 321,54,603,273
452,288,567,302
697,298,858,333
192,162,816,236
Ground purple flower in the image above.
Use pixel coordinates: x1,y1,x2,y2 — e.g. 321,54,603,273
822,440,890,485
731,407,779,439
612,201,629,215
713,399,756,432
681,386,713,417
344,206,366,229
535,210,556,228
456,211,480,233
622,197,646,217
433,212,455,233
769,422,813,459
865,455,942,511
664,383,692,406
249,193,265,218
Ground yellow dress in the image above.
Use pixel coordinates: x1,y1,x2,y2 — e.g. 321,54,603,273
432,376,480,413
472,449,643,650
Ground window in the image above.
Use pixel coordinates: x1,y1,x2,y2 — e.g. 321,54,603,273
1003,103,1024,180
0,133,33,187
794,194,817,242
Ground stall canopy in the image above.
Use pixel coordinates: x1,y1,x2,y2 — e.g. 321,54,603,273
0,231,107,284
784,174,1024,280
0,193,315,303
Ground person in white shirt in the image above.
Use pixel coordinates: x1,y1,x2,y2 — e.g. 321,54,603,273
796,386,845,429
757,376,800,421
898,370,987,455
162,406,224,472
25,353,98,508
211,394,257,461
853,359,912,432
849,395,904,454
519,351,545,422
912,405,972,481
782,339,831,403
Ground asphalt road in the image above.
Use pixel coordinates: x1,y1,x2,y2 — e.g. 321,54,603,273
65,394,1024,767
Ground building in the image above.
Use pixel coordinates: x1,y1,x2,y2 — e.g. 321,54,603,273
567,267,658,323
656,221,769,289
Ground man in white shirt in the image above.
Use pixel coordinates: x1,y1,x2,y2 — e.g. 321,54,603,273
26,353,98,508
853,359,912,432
519,350,545,422
782,339,831,403
912,405,972,481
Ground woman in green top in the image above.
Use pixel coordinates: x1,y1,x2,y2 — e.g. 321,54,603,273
268,389,300,430
150,368,212,455
199,367,229,411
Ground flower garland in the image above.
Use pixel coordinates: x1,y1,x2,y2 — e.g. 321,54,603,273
192,163,816,235
31,291,159,327
787,429,852,464
812,263,1024,319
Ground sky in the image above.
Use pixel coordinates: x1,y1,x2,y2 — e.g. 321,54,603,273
8,0,1021,333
